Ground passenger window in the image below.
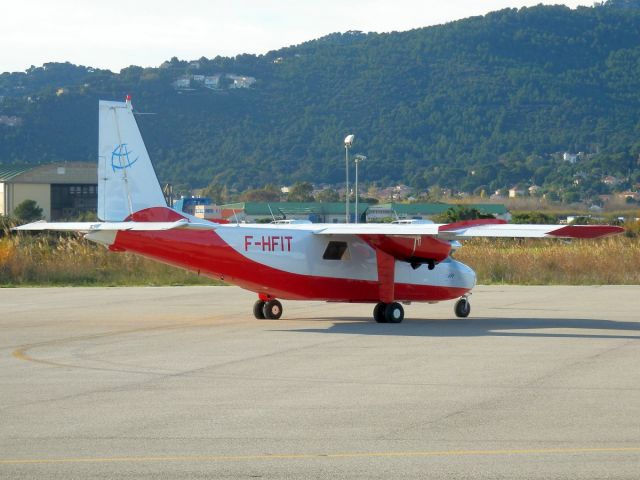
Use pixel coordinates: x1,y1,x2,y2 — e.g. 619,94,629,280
323,241,350,260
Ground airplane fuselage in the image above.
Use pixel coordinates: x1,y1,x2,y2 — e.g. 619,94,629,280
88,219,475,304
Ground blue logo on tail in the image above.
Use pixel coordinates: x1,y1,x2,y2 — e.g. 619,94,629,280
111,144,139,172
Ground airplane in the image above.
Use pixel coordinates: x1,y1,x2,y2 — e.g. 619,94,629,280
14,97,624,323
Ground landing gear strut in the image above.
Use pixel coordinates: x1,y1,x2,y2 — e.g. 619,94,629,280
454,296,471,318
373,302,404,323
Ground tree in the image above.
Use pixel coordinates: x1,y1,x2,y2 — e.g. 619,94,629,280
315,188,340,202
241,184,280,202
13,199,43,222
287,182,314,202
202,182,229,204
434,206,495,223
511,211,557,224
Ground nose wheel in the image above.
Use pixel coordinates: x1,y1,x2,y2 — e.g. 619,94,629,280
454,296,471,318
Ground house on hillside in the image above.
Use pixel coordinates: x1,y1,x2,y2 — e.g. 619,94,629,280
204,75,221,89
509,186,525,198
619,191,640,202
172,76,191,89
227,74,256,88
602,175,621,186
0,115,21,127
528,185,542,196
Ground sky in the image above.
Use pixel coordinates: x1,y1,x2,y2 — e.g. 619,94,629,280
1,0,591,74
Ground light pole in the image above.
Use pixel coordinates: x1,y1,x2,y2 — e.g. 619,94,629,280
344,134,354,223
354,154,366,224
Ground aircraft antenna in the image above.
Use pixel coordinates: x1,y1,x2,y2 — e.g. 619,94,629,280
268,204,276,222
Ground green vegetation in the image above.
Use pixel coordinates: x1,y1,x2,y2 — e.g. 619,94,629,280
511,211,558,224
2,3,640,203
287,182,315,202
434,206,497,223
12,199,43,222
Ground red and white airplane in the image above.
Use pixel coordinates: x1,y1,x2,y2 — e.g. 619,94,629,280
15,98,624,323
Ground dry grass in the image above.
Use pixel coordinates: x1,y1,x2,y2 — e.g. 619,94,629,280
456,235,640,285
0,233,218,287
1,229,638,287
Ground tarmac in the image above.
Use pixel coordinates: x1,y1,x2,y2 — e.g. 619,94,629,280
1,285,639,479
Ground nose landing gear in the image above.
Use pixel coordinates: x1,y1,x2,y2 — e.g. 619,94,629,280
454,295,471,318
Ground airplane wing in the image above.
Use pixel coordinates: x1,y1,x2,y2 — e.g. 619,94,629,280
436,222,624,239
313,219,624,239
313,223,442,236
13,219,218,232
313,219,624,266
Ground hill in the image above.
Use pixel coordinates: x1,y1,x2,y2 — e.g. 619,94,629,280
2,1,640,202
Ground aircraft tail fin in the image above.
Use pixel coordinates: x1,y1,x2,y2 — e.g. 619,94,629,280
98,97,166,221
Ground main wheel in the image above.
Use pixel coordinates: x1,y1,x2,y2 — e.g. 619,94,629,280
384,302,404,323
253,300,266,319
373,302,387,323
263,299,283,319
454,298,470,318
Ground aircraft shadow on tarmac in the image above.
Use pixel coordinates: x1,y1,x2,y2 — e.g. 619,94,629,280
279,317,640,339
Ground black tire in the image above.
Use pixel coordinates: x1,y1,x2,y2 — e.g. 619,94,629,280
373,302,387,323
384,302,404,323
253,300,266,319
454,298,470,318
263,299,283,319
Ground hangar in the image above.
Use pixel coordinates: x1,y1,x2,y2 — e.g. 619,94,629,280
0,162,97,220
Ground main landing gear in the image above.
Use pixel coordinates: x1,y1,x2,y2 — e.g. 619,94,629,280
253,299,283,320
373,302,405,323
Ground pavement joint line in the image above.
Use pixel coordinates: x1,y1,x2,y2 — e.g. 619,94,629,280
1,447,640,465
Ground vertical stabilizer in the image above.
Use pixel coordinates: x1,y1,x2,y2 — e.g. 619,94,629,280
98,98,166,221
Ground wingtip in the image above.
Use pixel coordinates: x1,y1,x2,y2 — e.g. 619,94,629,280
547,225,625,239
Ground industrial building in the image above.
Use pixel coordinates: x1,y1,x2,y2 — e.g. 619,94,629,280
0,162,97,220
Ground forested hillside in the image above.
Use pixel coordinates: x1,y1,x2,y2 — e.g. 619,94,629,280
1,1,640,201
